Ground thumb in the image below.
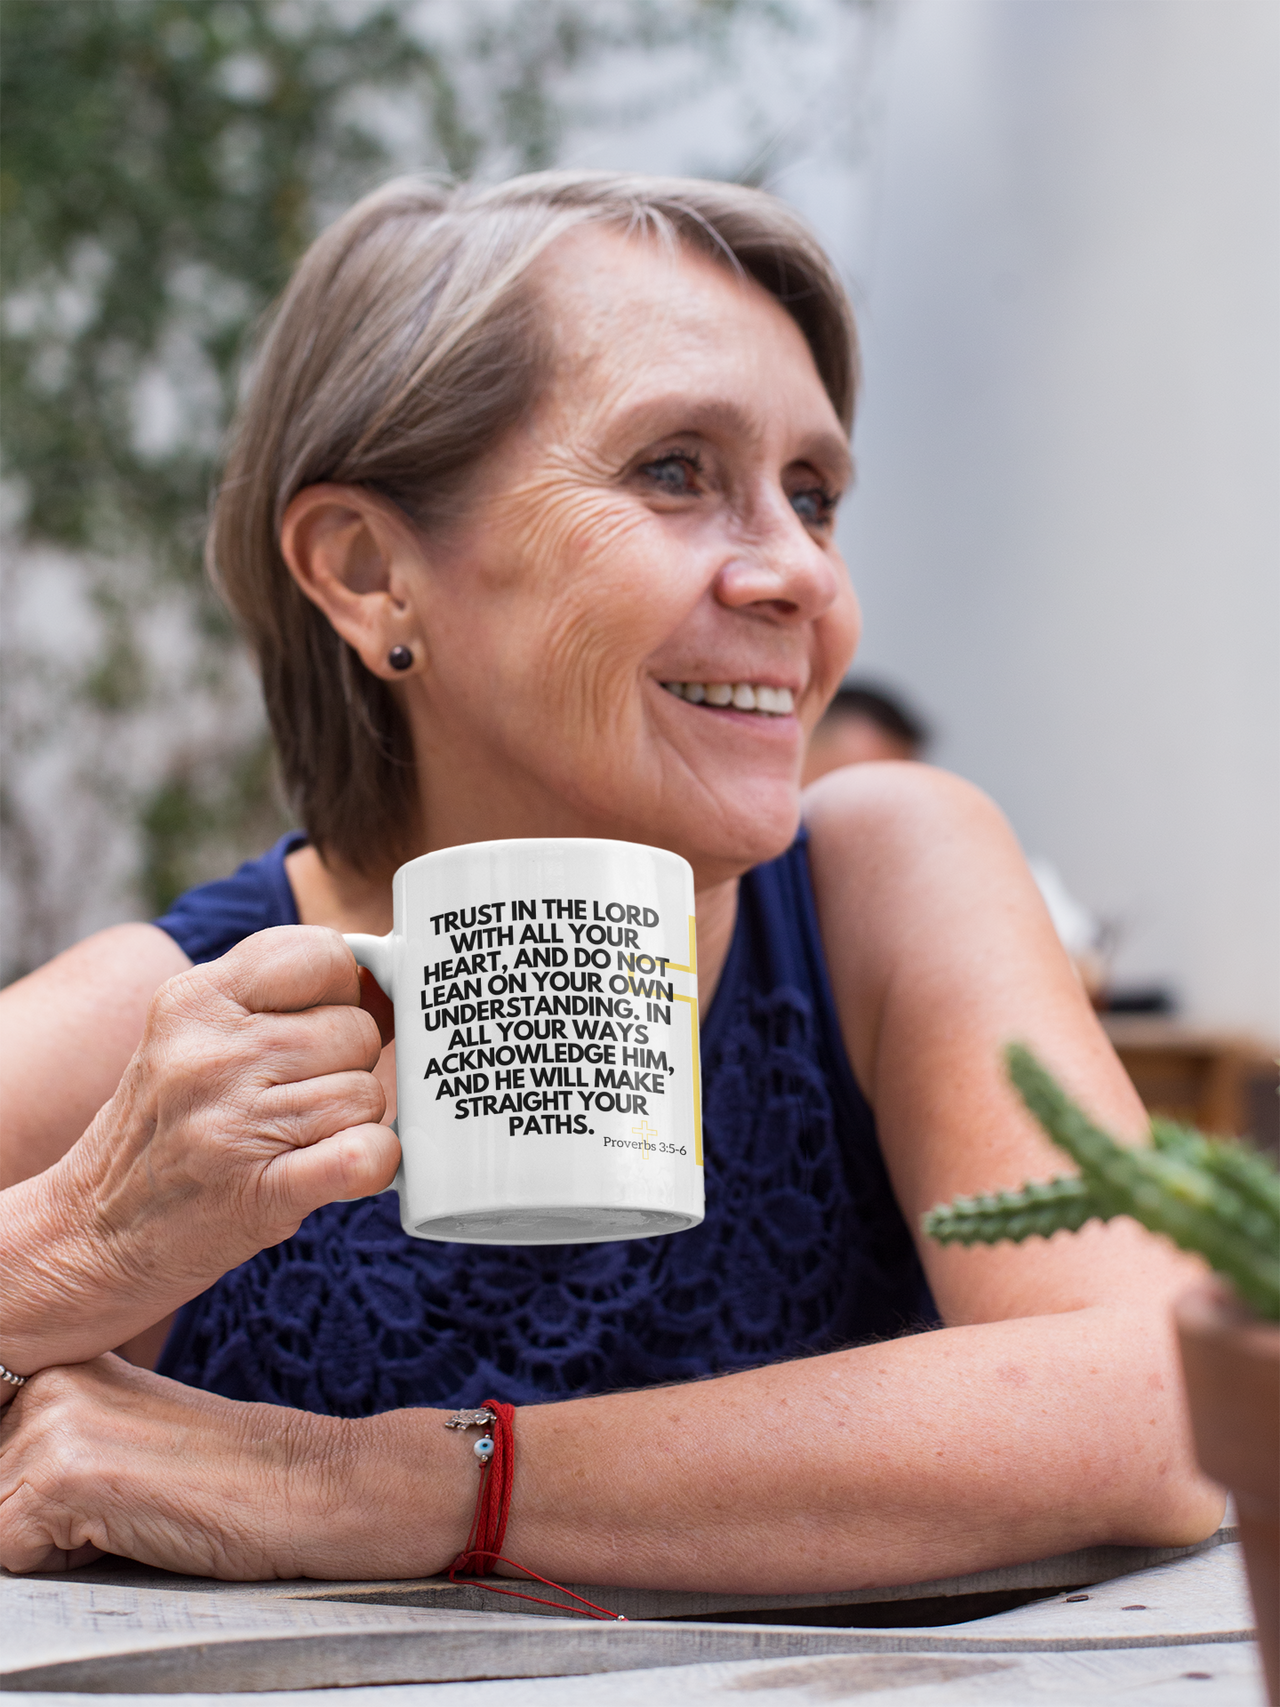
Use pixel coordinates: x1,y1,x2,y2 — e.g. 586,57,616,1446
268,1122,402,1218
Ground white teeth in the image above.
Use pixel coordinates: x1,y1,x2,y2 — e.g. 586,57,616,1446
757,686,793,714
659,680,796,715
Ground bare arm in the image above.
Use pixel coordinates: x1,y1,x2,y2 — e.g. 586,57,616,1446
490,770,1222,1585
0,924,190,1189
0,925,194,1370
0,768,1222,1584
804,762,1184,1320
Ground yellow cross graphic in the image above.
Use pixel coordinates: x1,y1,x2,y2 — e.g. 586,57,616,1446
631,1119,659,1151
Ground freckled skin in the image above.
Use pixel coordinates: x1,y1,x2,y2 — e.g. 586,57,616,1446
995,1364,1030,1387
396,227,859,886
0,223,1225,1588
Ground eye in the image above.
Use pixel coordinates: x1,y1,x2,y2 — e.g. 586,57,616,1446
638,451,703,496
790,485,838,528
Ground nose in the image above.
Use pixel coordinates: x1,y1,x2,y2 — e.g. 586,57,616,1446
712,490,845,625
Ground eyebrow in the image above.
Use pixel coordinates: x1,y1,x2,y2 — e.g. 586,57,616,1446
609,393,854,488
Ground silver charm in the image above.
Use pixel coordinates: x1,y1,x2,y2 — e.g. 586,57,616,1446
445,1407,496,1431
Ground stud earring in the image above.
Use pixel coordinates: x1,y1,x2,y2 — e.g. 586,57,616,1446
388,645,413,672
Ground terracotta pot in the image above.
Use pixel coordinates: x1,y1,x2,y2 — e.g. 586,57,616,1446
1176,1280,1279,1705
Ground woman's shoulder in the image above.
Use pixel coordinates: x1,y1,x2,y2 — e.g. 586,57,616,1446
802,762,1016,908
800,760,1068,1100
804,759,1004,841
152,832,306,966
803,757,1027,917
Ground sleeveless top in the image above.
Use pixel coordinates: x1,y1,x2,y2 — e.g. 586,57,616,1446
154,832,936,1416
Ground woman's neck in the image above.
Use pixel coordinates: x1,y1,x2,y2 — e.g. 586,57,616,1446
689,875,738,1007
285,845,395,936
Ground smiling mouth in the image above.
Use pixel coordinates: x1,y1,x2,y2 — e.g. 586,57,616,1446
661,680,795,716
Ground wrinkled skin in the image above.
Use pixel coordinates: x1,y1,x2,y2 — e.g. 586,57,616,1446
3,1358,323,1578
283,227,859,885
2,928,397,1371
0,228,1223,1587
0,1355,473,1580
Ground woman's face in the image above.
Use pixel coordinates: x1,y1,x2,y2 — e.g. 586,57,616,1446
407,224,860,881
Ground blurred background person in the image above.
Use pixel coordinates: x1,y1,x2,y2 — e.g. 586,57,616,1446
802,680,929,782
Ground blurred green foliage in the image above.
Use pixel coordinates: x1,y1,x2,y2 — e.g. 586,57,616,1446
1,0,852,935
2,0,441,571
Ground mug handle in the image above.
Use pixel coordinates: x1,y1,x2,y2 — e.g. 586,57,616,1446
344,931,395,999
344,933,404,1200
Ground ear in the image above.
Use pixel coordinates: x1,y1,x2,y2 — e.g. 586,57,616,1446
279,485,426,679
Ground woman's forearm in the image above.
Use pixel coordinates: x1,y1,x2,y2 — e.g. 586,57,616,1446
1,1304,1223,1584
450,1307,1222,1593
0,1158,151,1377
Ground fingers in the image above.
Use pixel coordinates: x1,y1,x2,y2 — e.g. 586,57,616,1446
252,1070,386,1149
0,1361,126,1574
144,928,383,1094
266,1121,402,1216
54,930,393,1334
0,1479,106,1574
191,925,363,1016
238,1001,383,1085
144,992,382,1108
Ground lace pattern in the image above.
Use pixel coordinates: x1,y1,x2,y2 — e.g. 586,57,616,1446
161,993,931,1414
157,837,935,1413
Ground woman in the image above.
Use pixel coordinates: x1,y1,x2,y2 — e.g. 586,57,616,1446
0,172,1219,1587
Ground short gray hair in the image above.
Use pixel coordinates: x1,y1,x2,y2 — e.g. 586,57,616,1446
210,170,859,873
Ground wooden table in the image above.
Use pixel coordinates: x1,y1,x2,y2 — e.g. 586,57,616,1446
3,1524,1266,1703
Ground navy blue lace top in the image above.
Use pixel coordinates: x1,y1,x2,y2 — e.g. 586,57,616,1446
154,832,936,1415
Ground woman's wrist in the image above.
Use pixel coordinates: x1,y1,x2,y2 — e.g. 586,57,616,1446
0,1143,173,1374
293,1407,478,1582
0,1361,28,1408
1,1060,255,1377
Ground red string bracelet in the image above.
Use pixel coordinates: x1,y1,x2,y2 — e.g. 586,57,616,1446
445,1401,625,1621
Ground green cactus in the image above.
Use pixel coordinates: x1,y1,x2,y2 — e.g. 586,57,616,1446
923,1043,1280,1322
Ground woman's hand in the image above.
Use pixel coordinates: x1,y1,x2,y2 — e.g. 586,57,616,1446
1,927,399,1375
0,1358,469,1581
0,1357,333,1577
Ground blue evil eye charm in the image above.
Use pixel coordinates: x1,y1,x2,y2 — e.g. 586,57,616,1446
474,1436,495,1462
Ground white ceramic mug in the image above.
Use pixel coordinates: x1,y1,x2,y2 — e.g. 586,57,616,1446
345,838,704,1245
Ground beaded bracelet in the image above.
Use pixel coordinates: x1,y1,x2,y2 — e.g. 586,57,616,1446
0,1362,28,1388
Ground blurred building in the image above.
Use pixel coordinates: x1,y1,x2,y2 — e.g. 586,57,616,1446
836,0,1278,1035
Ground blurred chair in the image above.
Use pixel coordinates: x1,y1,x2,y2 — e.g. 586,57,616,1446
1102,1017,1279,1155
